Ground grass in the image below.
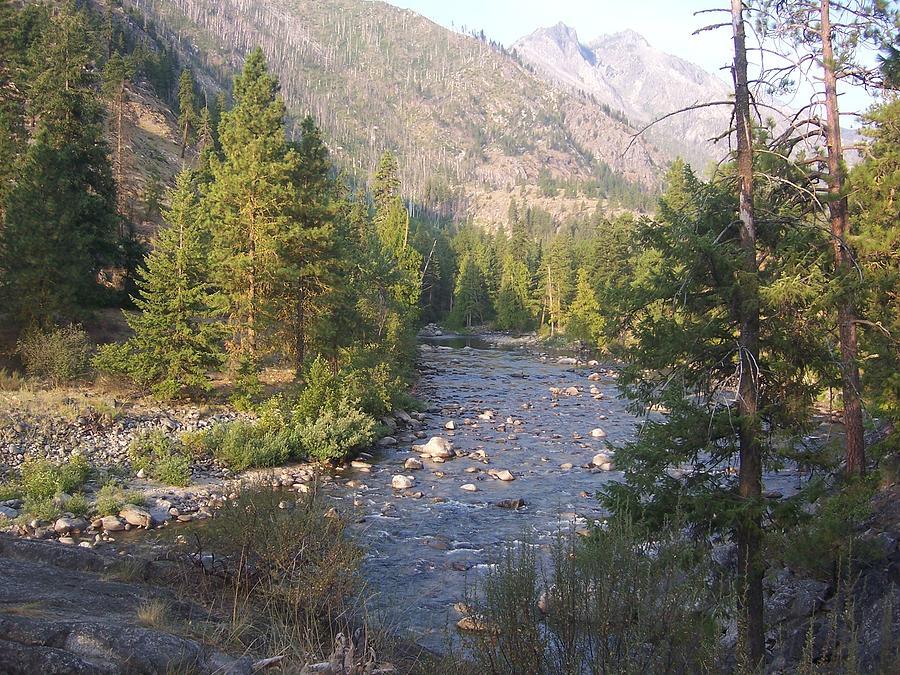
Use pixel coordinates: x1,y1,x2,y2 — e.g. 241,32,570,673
3,602,47,618
20,455,90,500
94,482,146,516
136,598,172,629
128,430,192,486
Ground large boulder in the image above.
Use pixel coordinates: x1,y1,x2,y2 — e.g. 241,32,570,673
119,505,153,529
416,437,454,458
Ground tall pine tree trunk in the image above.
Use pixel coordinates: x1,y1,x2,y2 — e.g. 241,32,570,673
820,0,865,475
731,0,764,666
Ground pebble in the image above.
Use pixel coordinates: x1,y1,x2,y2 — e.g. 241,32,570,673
460,483,478,492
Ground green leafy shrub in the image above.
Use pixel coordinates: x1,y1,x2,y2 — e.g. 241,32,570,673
94,482,145,516
65,492,90,517
293,399,375,463
293,356,340,421
20,496,61,522
16,325,91,385
0,482,23,501
204,420,291,472
20,455,90,500
128,431,192,486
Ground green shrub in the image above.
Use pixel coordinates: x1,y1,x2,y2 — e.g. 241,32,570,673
128,430,192,486
205,420,291,472
781,475,883,581
0,481,23,501
20,455,90,500
153,452,192,487
293,356,340,421
94,482,146,516
16,325,91,385
65,492,90,517
294,399,375,463
21,496,61,522
457,518,722,674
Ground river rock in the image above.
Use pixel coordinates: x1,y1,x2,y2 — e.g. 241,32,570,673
377,436,398,447
391,475,415,490
496,498,526,509
417,437,454,458
100,515,125,531
53,517,88,535
404,458,424,470
558,357,578,365
478,411,495,420
444,420,456,430
457,615,493,632
560,463,573,470
588,373,601,381
119,505,153,528
0,506,17,520
564,386,580,396
350,460,372,470
460,483,478,492
491,469,515,482
592,454,616,471
590,428,607,439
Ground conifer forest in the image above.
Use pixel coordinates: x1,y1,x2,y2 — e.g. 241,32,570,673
0,0,898,673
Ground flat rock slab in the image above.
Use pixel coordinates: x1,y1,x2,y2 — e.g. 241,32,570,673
0,535,251,674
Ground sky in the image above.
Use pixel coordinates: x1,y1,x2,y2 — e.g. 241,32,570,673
387,0,882,120
388,0,740,85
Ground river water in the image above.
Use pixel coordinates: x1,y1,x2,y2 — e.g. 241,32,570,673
316,336,648,651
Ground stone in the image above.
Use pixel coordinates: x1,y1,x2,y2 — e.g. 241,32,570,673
478,411,495,420
416,437,454,458
391,475,415,490
444,420,456,430
558,357,578,365
590,428,607,439
377,436,398,448
0,506,18,520
560,463,573,470
496,498,526,509
119,505,153,529
54,517,88,535
460,483,478,492
100,516,125,532
538,589,553,615
457,615,493,632
564,386,580,396
404,458,424,470
588,373,602,381
492,469,515,482
136,468,146,479
350,460,372,470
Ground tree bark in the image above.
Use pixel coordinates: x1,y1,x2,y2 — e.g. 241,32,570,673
820,0,865,476
731,0,765,668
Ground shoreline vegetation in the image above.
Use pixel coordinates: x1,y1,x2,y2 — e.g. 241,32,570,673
0,0,898,672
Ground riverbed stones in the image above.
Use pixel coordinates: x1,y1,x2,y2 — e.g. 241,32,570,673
560,463,574,470
350,460,372,470
588,373,601,381
377,436,398,448
490,469,515,482
590,428,607,439
0,506,18,520
478,410,495,420
404,458,424,470
592,453,616,471
444,420,456,430
100,515,125,531
460,483,478,492
496,498,526,509
416,436,454,458
53,517,88,535
119,505,153,528
391,475,415,490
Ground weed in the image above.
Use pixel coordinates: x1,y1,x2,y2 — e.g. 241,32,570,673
16,325,91,385
136,598,172,629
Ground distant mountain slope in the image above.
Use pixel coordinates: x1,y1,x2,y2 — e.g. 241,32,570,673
513,24,735,170
120,0,668,226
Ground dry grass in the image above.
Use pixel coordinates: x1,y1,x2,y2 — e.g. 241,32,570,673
136,598,172,630
2,601,47,618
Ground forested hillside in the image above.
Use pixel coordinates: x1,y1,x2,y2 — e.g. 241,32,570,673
116,0,664,225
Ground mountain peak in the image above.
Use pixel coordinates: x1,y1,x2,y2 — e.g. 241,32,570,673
591,29,650,49
532,22,582,48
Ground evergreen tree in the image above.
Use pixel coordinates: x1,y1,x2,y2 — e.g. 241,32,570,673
566,267,603,344
96,171,223,398
278,115,335,372
453,254,487,328
177,69,196,158
851,99,900,427
1,3,118,326
205,47,297,367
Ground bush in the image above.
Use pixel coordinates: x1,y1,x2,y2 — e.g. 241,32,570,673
456,518,722,674
294,399,376,463
204,420,291,472
176,489,362,667
65,492,90,517
128,431,192,486
94,482,145,516
16,325,91,385
20,455,90,500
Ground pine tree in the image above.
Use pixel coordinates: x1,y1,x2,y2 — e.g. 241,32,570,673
177,69,196,158
96,171,223,398
205,47,297,366
453,254,486,328
1,3,118,326
278,115,335,372
851,99,900,428
565,267,603,344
